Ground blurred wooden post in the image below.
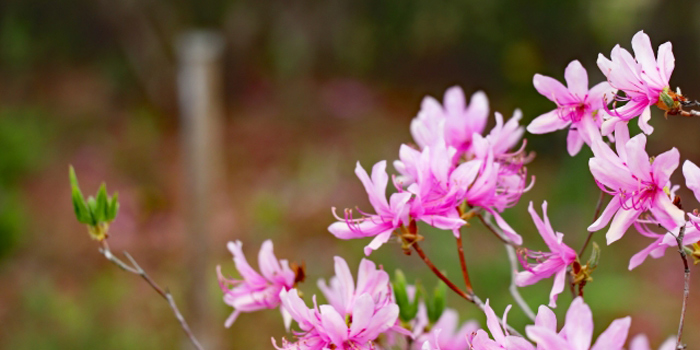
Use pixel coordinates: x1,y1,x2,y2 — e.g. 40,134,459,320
177,30,225,349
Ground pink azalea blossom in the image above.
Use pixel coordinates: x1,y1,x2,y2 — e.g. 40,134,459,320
597,30,674,135
412,308,480,350
275,257,400,350
529,60,615,156
628,334,675,350
328,161,413,255
525,297,631,350
452,134,532,244
587,125,685,244
515,201,577,308
217,240,296,327
410,86,489,155
395,144,469,235
467,300,535,350
317,257,394,317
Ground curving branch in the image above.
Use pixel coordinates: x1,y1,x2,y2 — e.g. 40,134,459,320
98,240,204,350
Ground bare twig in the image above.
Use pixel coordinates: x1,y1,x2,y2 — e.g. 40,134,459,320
455,233,474,294
505,244,536,321
99,241,204,350
579,190,606,257
674,224,691,350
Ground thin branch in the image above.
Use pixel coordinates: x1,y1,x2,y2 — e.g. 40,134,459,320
674,224,691,350
579,190,606,257
505,244,536,321
455,233,474,294
412,242,472,302
99,241,204,350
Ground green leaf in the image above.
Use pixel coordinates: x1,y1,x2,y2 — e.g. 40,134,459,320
95,183,108,223
393,270,420,322
86,196,98,226
69,166,91,224
107,192,119,222
427,281,447,324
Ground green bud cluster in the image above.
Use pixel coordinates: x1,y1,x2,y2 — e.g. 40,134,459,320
69,166,119,240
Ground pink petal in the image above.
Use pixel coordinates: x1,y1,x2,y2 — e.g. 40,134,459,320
657,42,675,83
587,197,621,232
567,128,585,156
637,106,654,135
590,317,631,350
533,74,575,104
628,334,650,350
683,160,700,203
565,60,589,98
548,268,567,308
527,110,570,134
606,207,641,245
319,305,349,346
563,297,593,350
526,326,572,350
651,147,680,185
624,134,651,181
650,191,685,232
534,305,558,331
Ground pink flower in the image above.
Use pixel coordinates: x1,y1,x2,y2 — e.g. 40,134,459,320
396,144,468,235
452,134,532,244
467,300,535,350
515,201,577,308
317,257,394,317
275,257,400,350
217,240,296,327
328,161,413,256
587,125,685,244
413,308,480,350
683,160,700,203
525,297,631,350
628,334,675,350
597,30,675,135
529,60,615,156
627,218,700,270
410,86,489,155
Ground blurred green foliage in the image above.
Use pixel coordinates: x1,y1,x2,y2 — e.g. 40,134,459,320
0,108,49,260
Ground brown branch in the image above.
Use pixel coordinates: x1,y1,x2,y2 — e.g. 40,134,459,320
411,242,523,338
579,190,606,257
99,241,204,350
412,242,472,302
674,224,691,350
455,233,473,294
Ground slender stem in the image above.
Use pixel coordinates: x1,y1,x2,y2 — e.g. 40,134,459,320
674,224,690,350
505,244,536,321
579,190,606,257
99,241,204,350
412,242,472,302
455,233,474,294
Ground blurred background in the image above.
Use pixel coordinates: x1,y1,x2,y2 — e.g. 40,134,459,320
2,0,700,348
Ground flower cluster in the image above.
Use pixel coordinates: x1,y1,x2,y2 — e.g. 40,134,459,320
212,29,698,350
330,86,532,255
